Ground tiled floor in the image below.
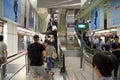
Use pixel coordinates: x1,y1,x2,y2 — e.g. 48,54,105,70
65,57,98,80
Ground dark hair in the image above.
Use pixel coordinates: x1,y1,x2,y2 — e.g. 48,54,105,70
105,40,109,43
44,40,51,45
33,35,39,42
99,39,102,42
0,35,4,41
114,35,119,39
92,53,114,77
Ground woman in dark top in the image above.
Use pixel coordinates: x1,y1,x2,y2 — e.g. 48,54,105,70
103,40,111,51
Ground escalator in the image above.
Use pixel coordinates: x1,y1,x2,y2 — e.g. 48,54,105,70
74,26,104,64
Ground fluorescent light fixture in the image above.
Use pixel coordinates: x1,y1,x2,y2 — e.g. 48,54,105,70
110,29,117,31
54,3,81,7
56,10,59,13
95,29,117,34
52,0,73,5
30,0,36,2
17,27,36,34
67,14,74,16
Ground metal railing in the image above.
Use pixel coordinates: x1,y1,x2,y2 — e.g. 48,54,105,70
57,32,66,73
0,51,26,80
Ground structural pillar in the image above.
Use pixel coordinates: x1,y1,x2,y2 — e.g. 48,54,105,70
59,9,67,37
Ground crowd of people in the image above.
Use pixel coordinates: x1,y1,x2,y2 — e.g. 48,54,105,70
83,31,120,80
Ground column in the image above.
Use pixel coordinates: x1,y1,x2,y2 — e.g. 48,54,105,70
59,9,67,37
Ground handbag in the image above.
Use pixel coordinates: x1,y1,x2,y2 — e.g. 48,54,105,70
52,50,57,59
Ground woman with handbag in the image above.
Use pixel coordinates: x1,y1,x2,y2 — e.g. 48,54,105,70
45,40,57,74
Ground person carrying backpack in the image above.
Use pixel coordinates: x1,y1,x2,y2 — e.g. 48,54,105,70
26,35,47,80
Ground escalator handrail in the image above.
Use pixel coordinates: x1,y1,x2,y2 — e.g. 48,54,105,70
7,50,25,59
75,27,109,55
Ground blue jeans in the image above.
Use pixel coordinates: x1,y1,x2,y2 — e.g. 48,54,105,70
47,57,55,70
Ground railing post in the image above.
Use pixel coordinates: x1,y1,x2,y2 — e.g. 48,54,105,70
25,55,29,75
80,43,84,69
92,68,94,80
0,68,1,80
60,54,66,73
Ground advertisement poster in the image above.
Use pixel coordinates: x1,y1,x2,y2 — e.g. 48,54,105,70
91,7,100,30
4,0,21,23
113,0,120,26
29,4,34,29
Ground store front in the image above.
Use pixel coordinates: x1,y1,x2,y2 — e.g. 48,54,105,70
95,28,117,43
17,27,35,51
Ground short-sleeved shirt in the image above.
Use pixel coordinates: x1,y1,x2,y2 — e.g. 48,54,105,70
111,43,120,57
0,42,7,57
46,45,55,57
97,41,104,51
27,42,45,66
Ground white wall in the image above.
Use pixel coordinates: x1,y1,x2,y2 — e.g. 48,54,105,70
3,22,17,56
29,0,37,9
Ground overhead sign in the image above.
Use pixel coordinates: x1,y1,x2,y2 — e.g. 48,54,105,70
77,23,87,29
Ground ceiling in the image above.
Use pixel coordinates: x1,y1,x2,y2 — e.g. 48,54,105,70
37,0,81,9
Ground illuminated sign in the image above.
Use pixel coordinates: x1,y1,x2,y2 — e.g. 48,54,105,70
77,24,86,29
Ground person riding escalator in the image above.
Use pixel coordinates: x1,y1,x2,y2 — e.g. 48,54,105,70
83,31,91,47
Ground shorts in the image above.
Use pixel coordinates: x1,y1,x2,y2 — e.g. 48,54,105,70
30,65,46,78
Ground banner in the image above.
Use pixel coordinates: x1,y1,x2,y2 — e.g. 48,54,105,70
4,0,21,23
91,7,100,30
29,4,34,29
113,0,120,26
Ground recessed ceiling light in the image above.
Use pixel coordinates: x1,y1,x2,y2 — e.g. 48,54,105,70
31,0,36,1
56,10,59,13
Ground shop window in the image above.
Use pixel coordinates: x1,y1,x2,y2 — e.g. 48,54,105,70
18,32,25,51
